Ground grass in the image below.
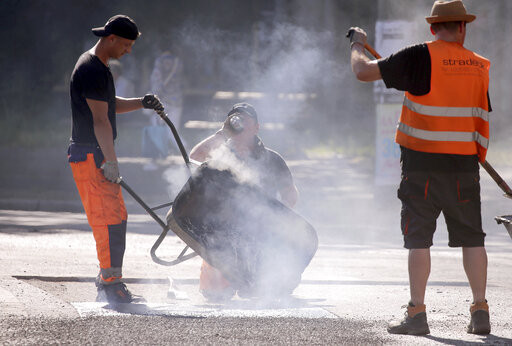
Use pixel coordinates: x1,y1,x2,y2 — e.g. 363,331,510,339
305,142,374,159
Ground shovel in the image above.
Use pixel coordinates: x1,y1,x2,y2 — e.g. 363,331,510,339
350,32,512,240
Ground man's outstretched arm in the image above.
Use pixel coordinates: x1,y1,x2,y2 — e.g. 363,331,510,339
351,44,382,82
348,27,382,82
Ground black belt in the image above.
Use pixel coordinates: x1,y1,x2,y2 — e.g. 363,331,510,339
70,141,100,148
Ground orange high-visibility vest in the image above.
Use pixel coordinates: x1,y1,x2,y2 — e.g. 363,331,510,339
395,40,490,162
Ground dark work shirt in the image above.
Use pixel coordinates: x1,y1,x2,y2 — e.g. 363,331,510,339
229,137,294,199
379,44,431,96
70,52,117,144
251,148,294,198
378,43,490,172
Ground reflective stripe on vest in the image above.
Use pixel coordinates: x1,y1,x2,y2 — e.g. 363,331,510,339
403,97,489,122
398,122,489,148
395,40,490,161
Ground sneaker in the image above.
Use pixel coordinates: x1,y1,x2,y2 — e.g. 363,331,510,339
387,302,430,335
467,301,491,335
96,281,145,304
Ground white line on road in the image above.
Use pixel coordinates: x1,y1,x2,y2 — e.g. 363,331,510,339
72,302,338,319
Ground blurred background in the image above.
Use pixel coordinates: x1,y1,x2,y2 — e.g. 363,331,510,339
2,0,511,156
1,0,511,237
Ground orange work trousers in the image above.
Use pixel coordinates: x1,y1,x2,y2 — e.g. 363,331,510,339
199,260,232,293
70,153,127,283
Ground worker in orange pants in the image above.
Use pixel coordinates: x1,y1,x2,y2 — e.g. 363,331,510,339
68,14,164,303
70,150,127,284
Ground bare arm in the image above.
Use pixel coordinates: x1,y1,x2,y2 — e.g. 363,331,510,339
350,43,382,82
115,96,143,114
190,131,226,162
86,98,116,161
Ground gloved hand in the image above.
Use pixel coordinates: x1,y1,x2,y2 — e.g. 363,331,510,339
101,160,120,183
346,27,367,48
142,94,164,111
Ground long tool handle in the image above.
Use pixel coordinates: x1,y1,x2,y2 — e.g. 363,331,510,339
480,161,512,199
118,178,168,230
364,43,381,59
155,109,192,172
117,177,198,265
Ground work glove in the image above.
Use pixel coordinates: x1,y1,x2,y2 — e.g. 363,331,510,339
101,160,120,183
346,27,367,48
142,94,164,111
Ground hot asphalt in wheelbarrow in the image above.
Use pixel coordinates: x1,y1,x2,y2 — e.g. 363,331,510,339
166,162,318,296
118,107,317,295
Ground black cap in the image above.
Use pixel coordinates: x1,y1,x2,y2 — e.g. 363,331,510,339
227,103,258,122
92,15,140,40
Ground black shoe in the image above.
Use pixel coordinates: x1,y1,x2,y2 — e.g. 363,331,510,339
388,303,430,335
467,301,490,335
96,282,145,304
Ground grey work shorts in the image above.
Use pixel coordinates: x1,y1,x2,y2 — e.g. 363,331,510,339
397,169,485,249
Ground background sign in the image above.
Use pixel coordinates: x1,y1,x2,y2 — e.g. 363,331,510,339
373,20,416,186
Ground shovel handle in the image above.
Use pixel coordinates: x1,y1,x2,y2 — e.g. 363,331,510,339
364,43,382,59
347,28,382,59
480,160,512,199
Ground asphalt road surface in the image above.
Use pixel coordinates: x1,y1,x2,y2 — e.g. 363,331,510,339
1,155,512,344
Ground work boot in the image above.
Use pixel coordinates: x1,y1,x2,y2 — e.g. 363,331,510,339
387,302,430,335
467,301,491,335
96,281,145,304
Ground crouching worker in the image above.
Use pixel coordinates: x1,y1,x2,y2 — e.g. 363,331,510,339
68,15,164,304
189,103,299,301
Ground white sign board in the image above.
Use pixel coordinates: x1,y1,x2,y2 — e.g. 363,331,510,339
373,20,416,186
375,104,402,186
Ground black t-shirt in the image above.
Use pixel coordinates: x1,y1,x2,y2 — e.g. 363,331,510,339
378,43,490,172
252,147,294,198
70,52,117,144
226,137,295,199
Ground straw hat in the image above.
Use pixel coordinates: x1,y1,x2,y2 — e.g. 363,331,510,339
425,0,476,24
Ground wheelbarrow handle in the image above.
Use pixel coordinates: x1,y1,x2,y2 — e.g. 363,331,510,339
117,177,199,266
117,178,168,229
154,108,192,173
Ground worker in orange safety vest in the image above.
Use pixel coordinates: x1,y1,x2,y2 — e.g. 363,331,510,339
348,0,491,336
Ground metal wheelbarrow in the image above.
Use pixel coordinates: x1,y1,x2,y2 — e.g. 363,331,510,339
117,108,318,295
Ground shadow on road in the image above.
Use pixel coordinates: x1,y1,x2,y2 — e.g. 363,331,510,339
424,334,512,345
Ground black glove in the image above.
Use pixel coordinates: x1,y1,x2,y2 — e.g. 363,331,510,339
142,94,164,111
346,27,367,48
